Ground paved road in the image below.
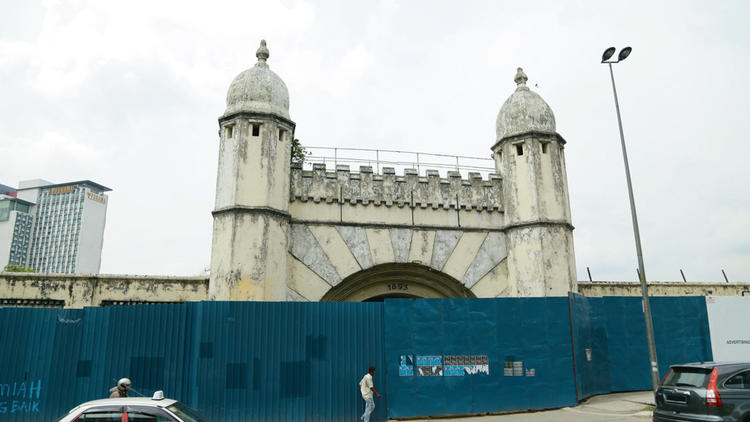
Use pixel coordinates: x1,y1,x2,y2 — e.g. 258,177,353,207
406,391,654,422
465,406,651,422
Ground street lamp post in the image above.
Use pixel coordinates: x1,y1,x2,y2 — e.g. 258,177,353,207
601,47,660,392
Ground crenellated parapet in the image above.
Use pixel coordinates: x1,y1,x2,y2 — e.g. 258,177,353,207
290,163,503,211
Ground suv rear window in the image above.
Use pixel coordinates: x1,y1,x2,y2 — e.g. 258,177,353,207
663,367,712,388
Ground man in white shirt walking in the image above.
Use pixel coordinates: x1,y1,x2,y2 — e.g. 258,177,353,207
359,366,381,422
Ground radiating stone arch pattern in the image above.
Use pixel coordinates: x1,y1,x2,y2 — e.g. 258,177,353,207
287,223,509,301
320,263,476,302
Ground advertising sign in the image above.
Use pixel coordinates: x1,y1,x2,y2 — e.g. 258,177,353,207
706,296,750,361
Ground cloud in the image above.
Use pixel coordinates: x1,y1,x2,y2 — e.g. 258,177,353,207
8,0,316,98
329,44,376,95
0,131,111,180
0,40,33,68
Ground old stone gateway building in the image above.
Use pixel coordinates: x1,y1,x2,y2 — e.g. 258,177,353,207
208,40,576,302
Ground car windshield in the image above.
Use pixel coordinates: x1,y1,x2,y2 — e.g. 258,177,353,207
663,367,712,387
166,402,209,422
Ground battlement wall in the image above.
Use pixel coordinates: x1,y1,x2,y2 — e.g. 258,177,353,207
290,164,503,211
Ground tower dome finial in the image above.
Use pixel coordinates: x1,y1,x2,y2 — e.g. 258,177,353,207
256,39,270,64
495,67,555,140
514,67,528,88
225,39,289,118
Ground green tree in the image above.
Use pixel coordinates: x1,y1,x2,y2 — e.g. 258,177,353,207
291,138,309,164
3,264,35,272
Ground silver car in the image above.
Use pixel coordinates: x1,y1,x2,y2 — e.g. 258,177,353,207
654,362,750,422
56,391,209,422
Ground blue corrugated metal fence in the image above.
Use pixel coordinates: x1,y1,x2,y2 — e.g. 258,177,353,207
568,293,713,400
0,295,715,422
384,298,578,418
0,302,385,422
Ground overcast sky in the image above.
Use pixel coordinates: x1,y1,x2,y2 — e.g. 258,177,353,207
1,0,748,283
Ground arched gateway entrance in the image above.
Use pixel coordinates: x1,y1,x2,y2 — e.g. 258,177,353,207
320,263,476,302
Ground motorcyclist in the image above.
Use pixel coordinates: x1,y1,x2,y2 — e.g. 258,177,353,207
109,378,131,398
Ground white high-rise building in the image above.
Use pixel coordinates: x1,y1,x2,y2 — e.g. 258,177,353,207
0,185,34,270
0,180,111,274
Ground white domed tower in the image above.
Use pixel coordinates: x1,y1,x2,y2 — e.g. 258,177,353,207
492,68,576,296
209,40,295,300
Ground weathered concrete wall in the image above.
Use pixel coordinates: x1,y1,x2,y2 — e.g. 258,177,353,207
209,112,294,301
0,272,208,308
291,164,502,212
289,166,504,230
493,134,570,225
286,222,510,300
578,281,750,297
214,117,293,212
209,211,289,301
286,163,576,300
491,131,576,297
504,225,577,296
3,272,748,309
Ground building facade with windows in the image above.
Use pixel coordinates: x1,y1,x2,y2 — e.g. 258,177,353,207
0,195,34,268
0,179,111,274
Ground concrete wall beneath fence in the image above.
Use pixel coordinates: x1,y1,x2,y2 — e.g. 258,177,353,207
578,281,749,297
0,273,208,308
3,271,750,309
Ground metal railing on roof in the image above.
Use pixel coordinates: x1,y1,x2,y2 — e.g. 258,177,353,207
301,146,495,176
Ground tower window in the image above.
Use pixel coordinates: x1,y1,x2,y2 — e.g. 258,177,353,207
515,144,524,156
278,128,285,141
226,125,234,139
252,124,260,137
541,142,549,154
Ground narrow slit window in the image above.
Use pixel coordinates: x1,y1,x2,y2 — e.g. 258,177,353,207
541,142,548,154
226,126,233,139
278,128,284,141
252,124,260,137
515,144,524,156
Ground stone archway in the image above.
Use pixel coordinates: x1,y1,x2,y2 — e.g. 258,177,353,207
320,263,476,302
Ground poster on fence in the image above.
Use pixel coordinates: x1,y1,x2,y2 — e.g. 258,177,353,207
416,355,443,376
706,296,750,361
444,355,489,376
399,355,414,376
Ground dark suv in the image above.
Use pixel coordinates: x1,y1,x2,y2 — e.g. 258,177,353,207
654,362,750,422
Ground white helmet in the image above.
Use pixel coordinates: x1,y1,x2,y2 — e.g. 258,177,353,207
118,378,131,389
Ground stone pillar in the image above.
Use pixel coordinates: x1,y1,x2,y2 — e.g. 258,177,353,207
493,68,577,296
209,115,294,301
493,133,576,296
208,40,295,301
